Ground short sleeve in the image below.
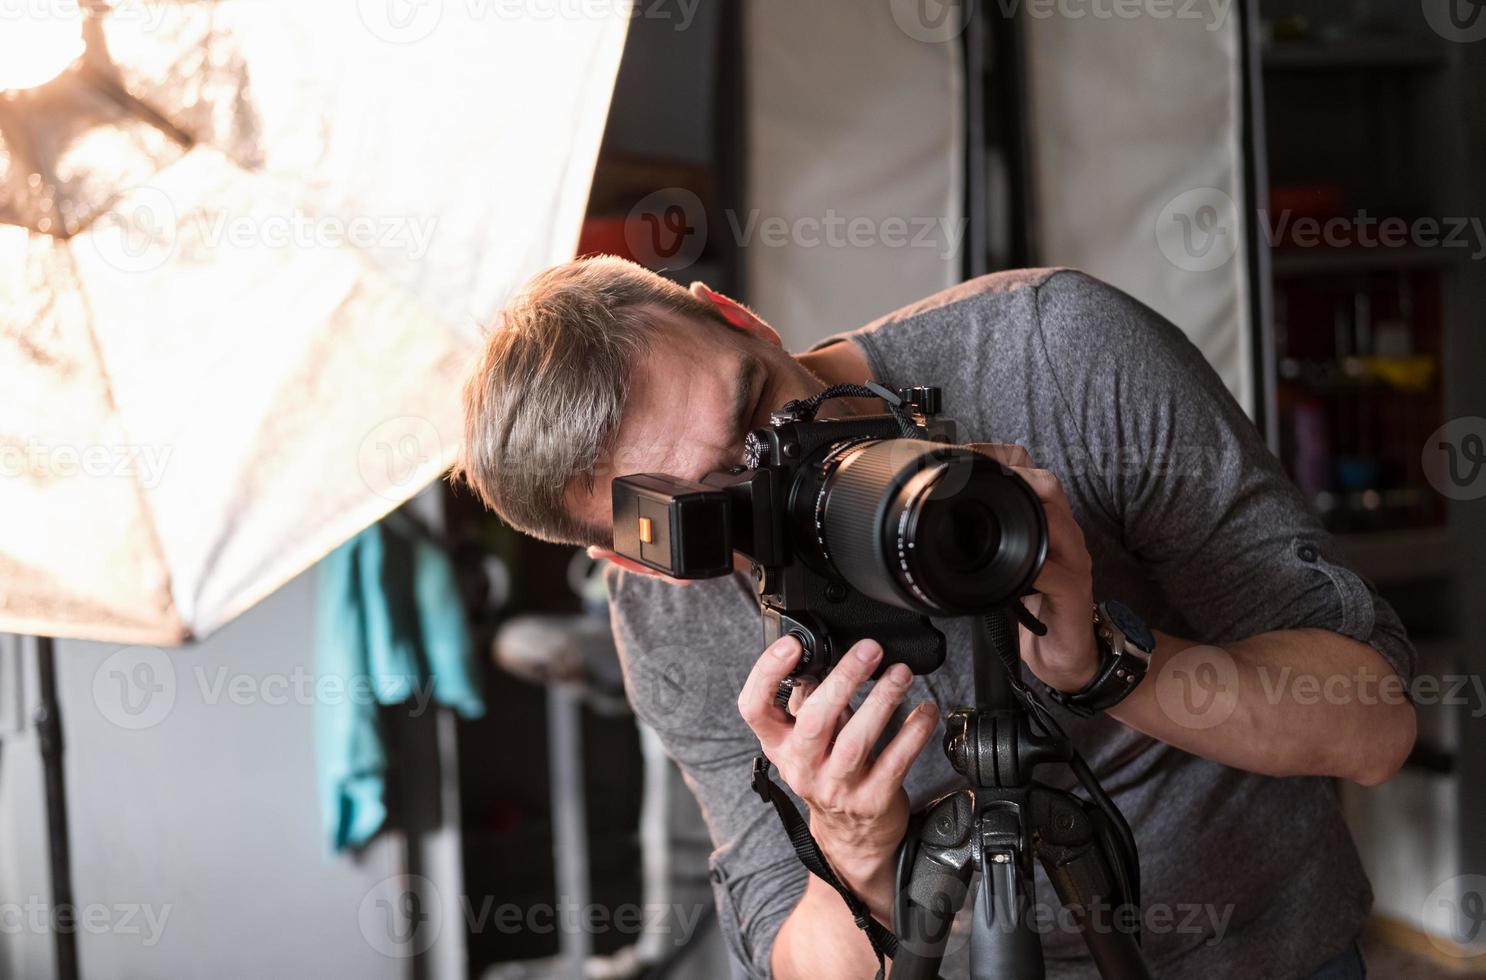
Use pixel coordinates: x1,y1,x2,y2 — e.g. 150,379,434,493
604,566,807,977
1032,270,1415,686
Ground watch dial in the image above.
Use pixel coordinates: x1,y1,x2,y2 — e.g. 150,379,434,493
1105,599,1155,653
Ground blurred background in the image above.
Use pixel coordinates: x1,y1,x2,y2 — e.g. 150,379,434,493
1,1,1483,978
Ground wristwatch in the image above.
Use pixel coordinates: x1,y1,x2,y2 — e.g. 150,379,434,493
1043,600,1155,717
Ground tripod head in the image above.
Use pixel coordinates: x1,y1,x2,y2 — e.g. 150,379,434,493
889,605,1148,980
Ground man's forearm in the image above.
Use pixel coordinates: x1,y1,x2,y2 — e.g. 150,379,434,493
771,835,896,979
769,627,1414,977
1110,628,1416,786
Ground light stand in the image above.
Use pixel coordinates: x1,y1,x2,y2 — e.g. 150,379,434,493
35,635,80,980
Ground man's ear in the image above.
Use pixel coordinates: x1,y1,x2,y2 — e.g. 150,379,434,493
689,282,783,348
586,547,696,587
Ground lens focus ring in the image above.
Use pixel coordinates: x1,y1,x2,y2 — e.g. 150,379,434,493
817,440,1047,616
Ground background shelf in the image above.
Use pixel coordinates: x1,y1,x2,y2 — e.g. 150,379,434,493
1263,37,1448,71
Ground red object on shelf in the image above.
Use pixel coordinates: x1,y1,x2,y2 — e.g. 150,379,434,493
1269,185,1346,221
1267,185,1347,247
576,215,635,261
576,190,708,270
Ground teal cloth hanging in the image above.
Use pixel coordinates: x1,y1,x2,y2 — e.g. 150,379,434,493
314,515,485,853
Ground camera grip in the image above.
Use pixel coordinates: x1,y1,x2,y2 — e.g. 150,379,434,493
829,618,946,678
760,606,945,679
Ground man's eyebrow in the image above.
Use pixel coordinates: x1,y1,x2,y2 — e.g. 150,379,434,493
730,356,763,445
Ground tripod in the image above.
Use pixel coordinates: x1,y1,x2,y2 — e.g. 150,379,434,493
889,607,1151,980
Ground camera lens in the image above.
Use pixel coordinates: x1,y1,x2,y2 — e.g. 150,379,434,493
814,440,1047,616
926,498,1000,574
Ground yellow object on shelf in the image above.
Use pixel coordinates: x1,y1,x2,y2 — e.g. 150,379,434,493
1347,356,1437,392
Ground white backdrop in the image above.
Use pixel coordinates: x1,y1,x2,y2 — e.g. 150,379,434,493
744,0,965,350
1023,3,1255,411
745,1,1252,412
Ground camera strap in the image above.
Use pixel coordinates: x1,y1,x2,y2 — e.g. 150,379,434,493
781,381,926,439
750,755,899,980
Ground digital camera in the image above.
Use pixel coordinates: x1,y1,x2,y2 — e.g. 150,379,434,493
611,384,1048,679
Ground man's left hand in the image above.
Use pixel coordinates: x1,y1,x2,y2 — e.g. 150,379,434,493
970,444,1099,693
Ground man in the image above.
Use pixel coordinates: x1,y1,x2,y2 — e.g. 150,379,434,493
459,255,1416,979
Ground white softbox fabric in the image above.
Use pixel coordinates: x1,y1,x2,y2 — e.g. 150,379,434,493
0,3,630,644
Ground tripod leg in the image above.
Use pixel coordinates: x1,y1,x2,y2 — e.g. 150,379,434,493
1032,789,1150,980
891,793,976,980
969,797,1046,980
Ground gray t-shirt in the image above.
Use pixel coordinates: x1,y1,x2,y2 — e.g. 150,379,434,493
604,269,1414,979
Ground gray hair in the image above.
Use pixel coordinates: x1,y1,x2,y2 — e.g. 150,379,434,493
457,255,728,546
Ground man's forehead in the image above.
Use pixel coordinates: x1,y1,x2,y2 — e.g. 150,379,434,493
612,353,739,472
569,312,743,526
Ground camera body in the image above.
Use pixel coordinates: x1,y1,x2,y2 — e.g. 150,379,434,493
611,386,1047,679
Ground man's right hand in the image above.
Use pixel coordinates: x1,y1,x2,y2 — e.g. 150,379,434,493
737,635,940,925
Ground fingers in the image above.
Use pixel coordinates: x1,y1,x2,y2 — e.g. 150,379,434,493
1032,560,1090,602
964,443,1070,513
786,677,816,716
739,637,941,800
1009,465,1090,571
967,447,1089,571
864,701,941,795
946,445,1084,560
1011,464,1069,516
792,640,883,759
736,636,802,750
825,663,913,778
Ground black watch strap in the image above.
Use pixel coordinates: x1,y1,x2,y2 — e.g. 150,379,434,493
1042,601,1153,717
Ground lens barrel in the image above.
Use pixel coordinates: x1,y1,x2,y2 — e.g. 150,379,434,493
815,440,1047,616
